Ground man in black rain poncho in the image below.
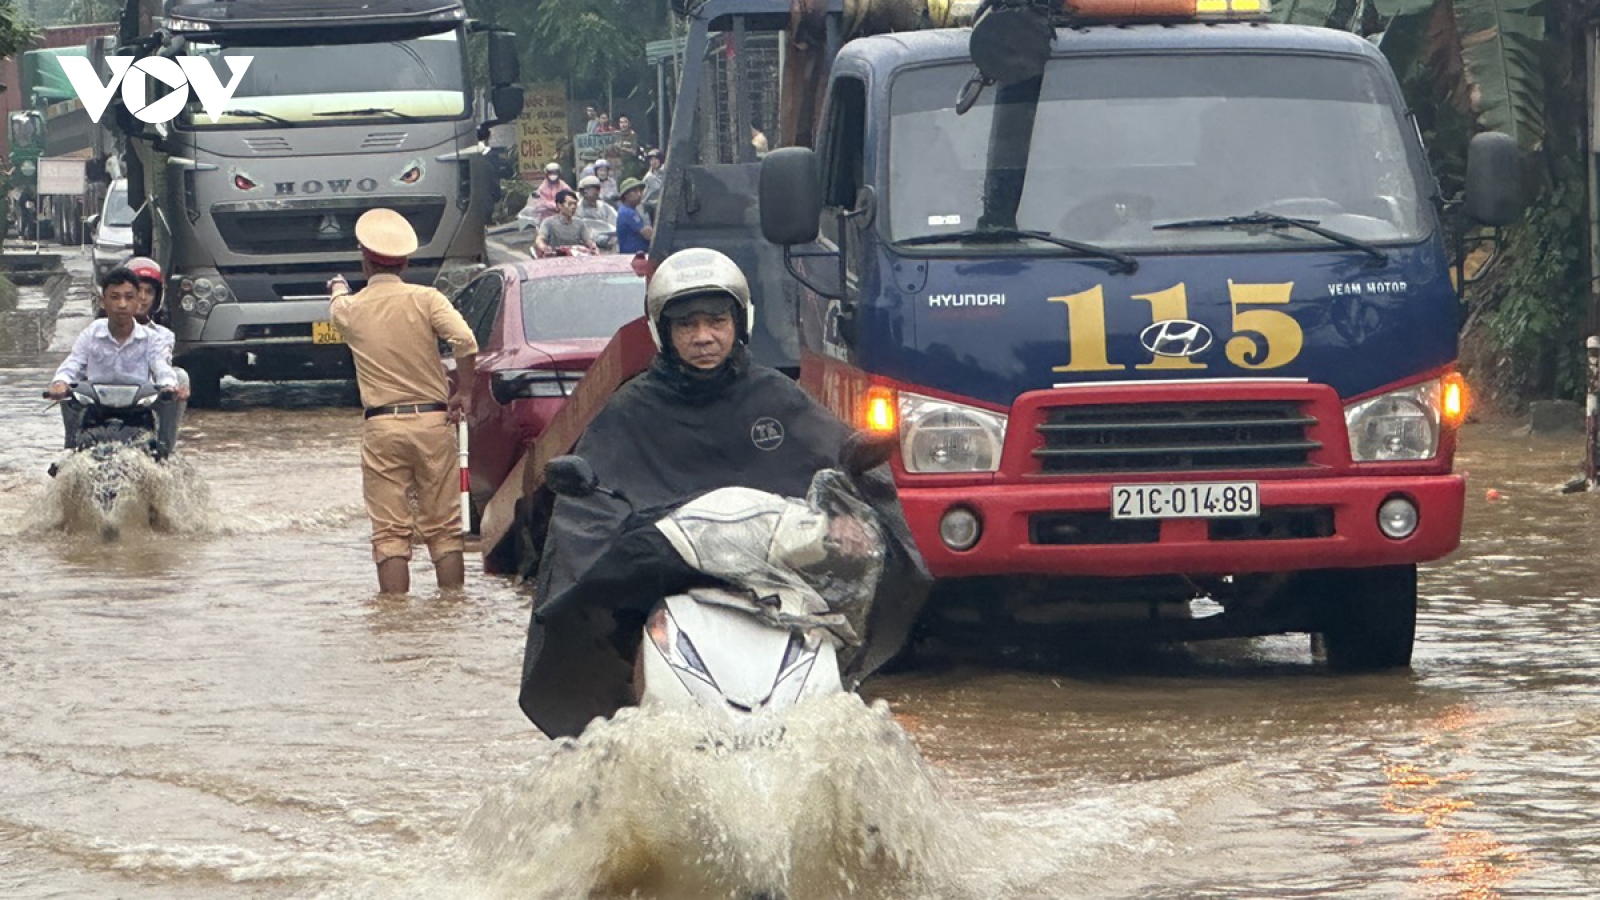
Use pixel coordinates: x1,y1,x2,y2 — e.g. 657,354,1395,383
519,248,929,738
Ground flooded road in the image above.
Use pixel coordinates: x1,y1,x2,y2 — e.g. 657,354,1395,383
4,289,1600,897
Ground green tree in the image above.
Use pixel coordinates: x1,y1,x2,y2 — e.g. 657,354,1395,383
467,0,673,109
0,1,39,59
1276,0,1590,405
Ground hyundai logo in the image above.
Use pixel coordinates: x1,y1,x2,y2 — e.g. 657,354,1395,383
1140,319,1214,358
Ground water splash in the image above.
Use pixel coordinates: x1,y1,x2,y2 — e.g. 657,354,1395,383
25,446,218,537
453,694,1086,900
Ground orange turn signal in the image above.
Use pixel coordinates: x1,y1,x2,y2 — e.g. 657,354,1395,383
864,385,898,435
1442,373,1467,426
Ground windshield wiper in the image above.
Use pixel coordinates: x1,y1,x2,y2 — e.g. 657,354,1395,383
897,227,1138,273
221,108,292,126
1154,211,1389,265
312,107,419,121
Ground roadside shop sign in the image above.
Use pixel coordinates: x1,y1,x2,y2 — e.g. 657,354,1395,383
516,81,569,180
36,157,87,195
573,132,623,169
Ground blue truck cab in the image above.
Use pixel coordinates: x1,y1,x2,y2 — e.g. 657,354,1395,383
756,3,1520,666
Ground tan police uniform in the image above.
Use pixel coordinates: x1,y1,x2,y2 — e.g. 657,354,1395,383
330,210,478,564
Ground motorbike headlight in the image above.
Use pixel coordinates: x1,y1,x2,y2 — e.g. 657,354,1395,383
1344,379,1442,462
647,607,714,684
899,392,1007,473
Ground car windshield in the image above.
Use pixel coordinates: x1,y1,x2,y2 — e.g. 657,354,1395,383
180,31,467,128
888,53,1431,252
102,183,134,227
520,273,644,343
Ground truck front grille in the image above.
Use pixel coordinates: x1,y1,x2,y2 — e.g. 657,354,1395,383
1034,401,1320,475
212,197,445,256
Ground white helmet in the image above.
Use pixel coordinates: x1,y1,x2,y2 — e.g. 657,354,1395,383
645,248,754,349
578,174,601,190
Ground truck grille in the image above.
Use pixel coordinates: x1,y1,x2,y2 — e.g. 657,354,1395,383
1034,401,1320,475
212,198,445,256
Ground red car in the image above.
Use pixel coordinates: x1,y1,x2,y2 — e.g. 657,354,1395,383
449,254,645,521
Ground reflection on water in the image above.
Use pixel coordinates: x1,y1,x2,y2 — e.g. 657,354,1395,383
1380,705,1531,900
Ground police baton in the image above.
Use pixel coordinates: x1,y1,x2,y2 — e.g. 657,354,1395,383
458,419,471,535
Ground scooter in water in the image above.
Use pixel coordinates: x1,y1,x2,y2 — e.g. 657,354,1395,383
543,434,902,721
45,382,180,537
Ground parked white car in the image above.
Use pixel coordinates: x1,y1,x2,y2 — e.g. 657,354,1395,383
91,179,134,283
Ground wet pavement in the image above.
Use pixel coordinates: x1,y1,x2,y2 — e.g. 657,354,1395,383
3,254,1600,898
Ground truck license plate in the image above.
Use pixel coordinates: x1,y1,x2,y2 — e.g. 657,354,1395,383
1111,482,1259,520
311,321,344,345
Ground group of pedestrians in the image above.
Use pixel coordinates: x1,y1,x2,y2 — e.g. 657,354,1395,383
523,145,663,257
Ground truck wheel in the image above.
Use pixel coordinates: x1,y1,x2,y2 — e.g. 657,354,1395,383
186,363,225,409
1313,564,1417,671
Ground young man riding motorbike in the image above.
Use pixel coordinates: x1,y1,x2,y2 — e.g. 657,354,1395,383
518,248,929,738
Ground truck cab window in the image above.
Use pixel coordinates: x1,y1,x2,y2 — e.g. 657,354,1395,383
821,77,867,211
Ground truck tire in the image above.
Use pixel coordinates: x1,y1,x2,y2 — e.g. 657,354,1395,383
186,362,225,409
1313,564,1417,671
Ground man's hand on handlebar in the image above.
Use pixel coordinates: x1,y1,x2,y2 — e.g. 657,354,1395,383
45,381,70,401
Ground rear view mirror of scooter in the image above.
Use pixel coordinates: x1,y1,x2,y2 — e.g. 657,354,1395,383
840,431,897,476
545,455,599,498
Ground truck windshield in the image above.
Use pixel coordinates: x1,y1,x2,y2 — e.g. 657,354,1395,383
180,31,466,128
888,53,1430,252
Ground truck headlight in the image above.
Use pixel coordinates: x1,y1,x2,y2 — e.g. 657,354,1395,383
1344,379,1442,462
900,392,1007,473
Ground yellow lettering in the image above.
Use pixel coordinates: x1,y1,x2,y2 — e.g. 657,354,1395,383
1050,286,1125,373
1225,281,1302,370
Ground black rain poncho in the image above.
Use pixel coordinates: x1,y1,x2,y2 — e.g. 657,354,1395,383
518,348,929,738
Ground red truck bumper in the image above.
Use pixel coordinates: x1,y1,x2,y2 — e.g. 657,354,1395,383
901,474,1464,578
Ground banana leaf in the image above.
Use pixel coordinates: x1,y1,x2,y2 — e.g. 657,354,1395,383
1454,0,1545,149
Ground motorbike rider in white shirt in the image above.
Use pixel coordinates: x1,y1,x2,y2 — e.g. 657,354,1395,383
47,266,180,455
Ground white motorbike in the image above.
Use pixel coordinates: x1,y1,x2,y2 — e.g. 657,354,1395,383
543,435,898,718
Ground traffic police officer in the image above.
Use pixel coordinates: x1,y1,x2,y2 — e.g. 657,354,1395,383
329,208,479,594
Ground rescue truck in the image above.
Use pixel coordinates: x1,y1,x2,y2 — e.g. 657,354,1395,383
755,0,1519,667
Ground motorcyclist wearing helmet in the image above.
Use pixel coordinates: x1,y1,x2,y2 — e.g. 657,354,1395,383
123,256,191,404
517,248,929,738
574,175,617,250
574,175,617,229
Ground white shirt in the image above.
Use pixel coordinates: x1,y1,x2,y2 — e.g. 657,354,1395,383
52,319,178,388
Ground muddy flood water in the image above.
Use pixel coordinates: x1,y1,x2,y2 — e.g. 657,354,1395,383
4,292,1600,898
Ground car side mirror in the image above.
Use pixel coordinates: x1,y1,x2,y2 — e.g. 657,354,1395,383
760,147,822,246
85,213,99,232
545,455,599,498
1464,131,1523,227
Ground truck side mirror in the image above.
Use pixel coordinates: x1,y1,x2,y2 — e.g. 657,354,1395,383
488,31,520,86
1464,131,1523,227
760,147,822,246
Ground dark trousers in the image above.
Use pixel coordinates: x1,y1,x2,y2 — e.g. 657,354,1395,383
61,395,181,458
